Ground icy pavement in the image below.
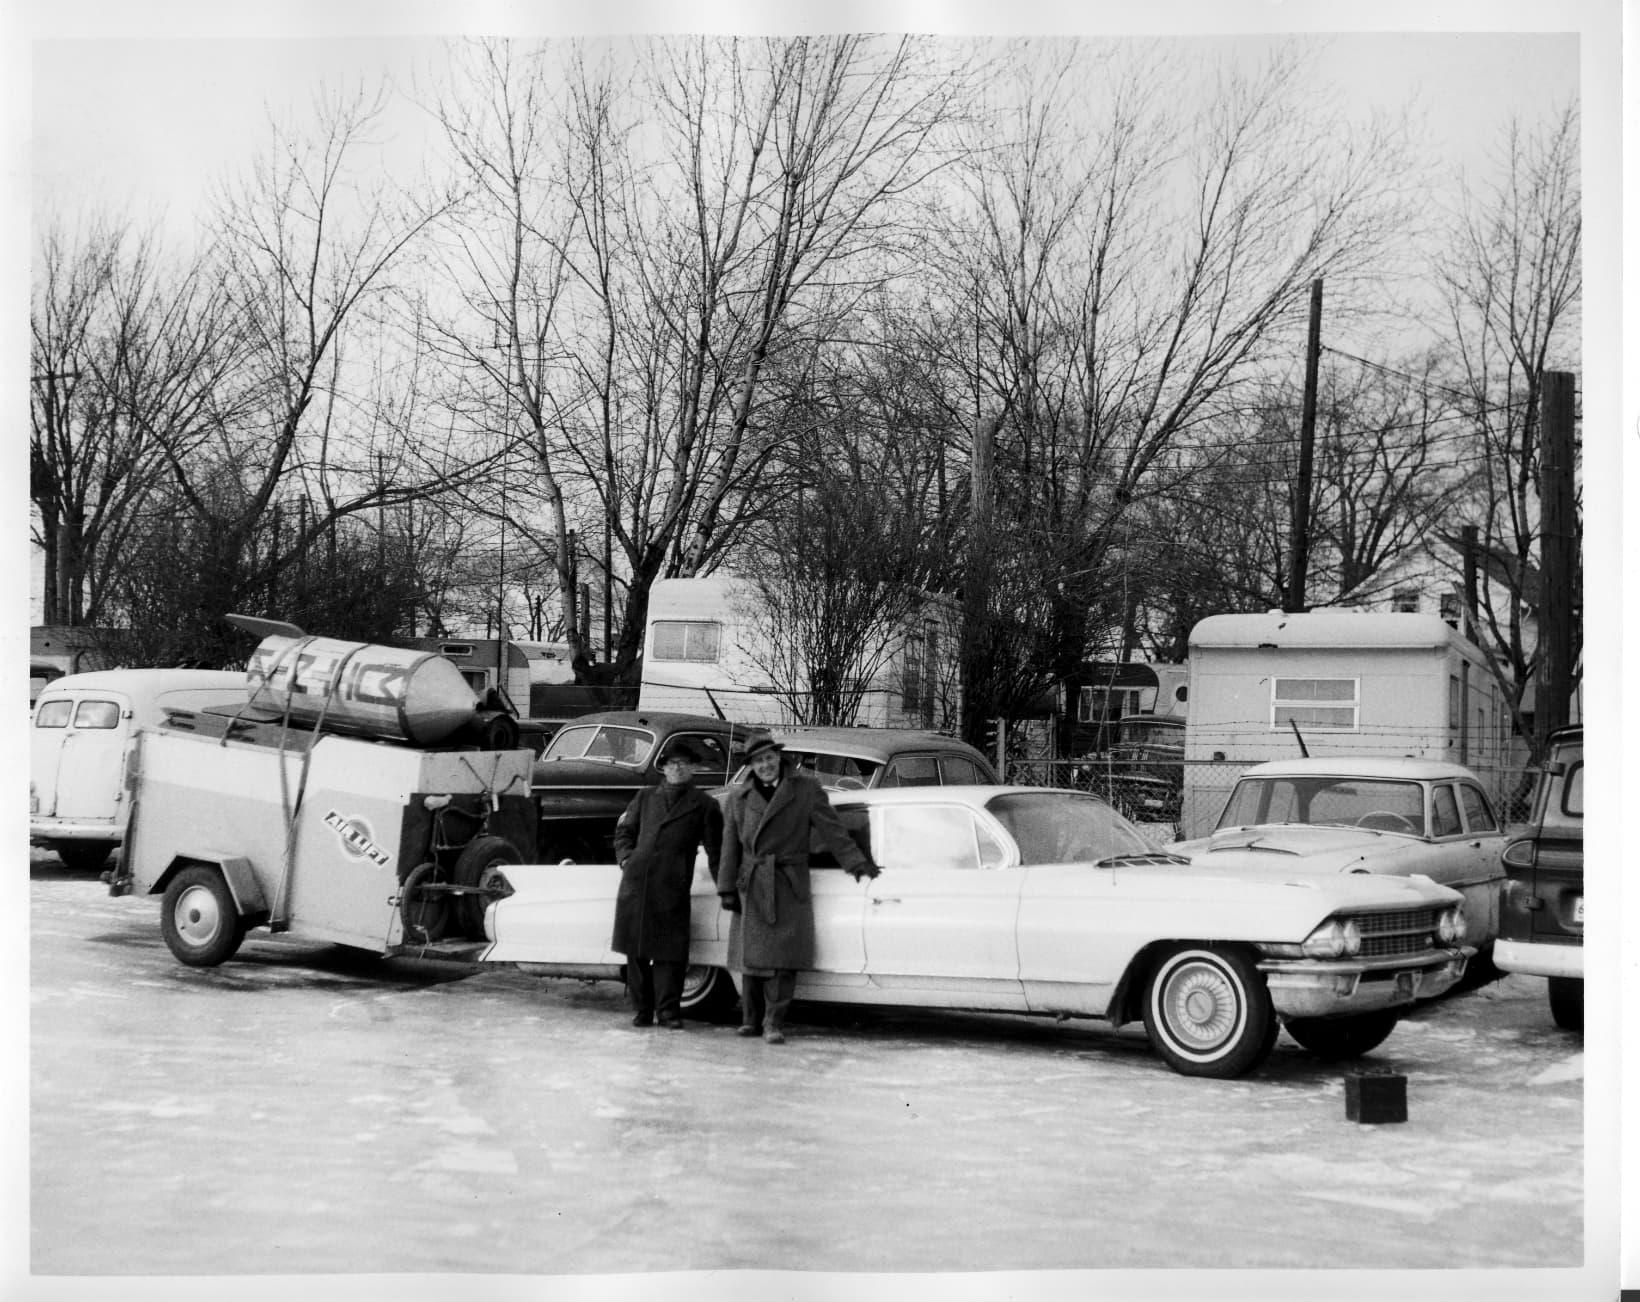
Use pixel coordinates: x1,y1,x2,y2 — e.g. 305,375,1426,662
17,853,1605,1299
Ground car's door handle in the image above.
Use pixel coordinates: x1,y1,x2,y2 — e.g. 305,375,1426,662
871,896,902,905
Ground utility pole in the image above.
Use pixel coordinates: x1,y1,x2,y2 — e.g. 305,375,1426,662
964,414,998,745
1285,278,1323,613
1537,370,1577,743
1461,525,1479,641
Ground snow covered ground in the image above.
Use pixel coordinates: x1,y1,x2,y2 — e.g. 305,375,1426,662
17,850,1606,1301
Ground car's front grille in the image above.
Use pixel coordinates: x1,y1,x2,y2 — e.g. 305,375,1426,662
1353,907,1441,958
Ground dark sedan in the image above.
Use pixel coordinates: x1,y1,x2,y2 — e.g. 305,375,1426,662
532,711,752,860
729,726,998,790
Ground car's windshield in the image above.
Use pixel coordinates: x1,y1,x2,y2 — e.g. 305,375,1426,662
985,791,1153,864
542,724,656,767
1217,776,1426,835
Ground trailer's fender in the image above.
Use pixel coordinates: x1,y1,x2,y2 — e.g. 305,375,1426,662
148,853,271,921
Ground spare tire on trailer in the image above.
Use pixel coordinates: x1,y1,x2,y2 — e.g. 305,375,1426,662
451,834,523,938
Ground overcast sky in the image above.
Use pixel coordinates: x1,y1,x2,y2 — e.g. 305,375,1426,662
26,25,1580,250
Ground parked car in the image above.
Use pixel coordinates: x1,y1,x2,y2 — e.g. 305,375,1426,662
29,658,66,707
482,785,1471,1078
1496,725,1583,1030
1073,714,1184,823
1169,756,1507,959
726,726,998,790
531,711,752,861
30,669,250,871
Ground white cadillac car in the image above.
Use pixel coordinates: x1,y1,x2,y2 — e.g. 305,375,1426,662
481,786,1471,1079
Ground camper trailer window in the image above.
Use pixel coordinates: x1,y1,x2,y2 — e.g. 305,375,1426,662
651,620,721,663
1270,677,1357,730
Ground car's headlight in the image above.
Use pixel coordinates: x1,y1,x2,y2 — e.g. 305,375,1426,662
1437,905,1466,945
1301,917,1362,959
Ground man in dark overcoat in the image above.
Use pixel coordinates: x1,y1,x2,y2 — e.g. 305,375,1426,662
716,734,878,1044
612,742,724,1029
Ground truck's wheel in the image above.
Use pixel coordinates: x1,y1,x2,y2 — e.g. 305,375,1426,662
451,835,523,938
55,841,112,872
160,866,246,967
1283,1010,1401,1061
1142,945,1275,1078
1548,977,1583,1031
680,966,736,1022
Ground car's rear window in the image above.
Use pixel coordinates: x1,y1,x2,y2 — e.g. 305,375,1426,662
1545,757,1583,828
786,751,880,789
543,724,655,767
880,755,940,786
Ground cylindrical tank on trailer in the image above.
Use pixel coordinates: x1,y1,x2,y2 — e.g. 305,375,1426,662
245,634,479,745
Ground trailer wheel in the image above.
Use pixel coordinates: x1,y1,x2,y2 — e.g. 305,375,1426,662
452,835,523,938
400,861,452,943
160,865,246,967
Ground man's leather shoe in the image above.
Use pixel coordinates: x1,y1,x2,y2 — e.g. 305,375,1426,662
763,1029,786,1045
735,1025,760,1037
658,1015,685,1030
632,1013,654,1027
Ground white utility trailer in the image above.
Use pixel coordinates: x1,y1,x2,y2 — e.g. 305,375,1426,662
108,624,538,967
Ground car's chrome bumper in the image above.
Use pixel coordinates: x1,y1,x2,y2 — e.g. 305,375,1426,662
1494,938,1583,980
29,818,121,846
1259,948,1471,1018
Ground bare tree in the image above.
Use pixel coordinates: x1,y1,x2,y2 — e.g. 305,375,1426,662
654,35,969,574
102,80,470,661
420,36,968,686
30,217,245,628
1434,105,1581,750
738,356,960,727
424,39,593,667
925,39,1413,746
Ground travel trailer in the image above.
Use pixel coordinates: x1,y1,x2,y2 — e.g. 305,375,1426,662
1181,610,1521,837
636,574,962,729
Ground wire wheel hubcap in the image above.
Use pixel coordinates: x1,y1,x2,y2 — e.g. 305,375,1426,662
1162,963,1241,1051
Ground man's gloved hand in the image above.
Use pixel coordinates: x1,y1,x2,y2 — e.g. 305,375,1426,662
718,892,742,913
846,861,880,881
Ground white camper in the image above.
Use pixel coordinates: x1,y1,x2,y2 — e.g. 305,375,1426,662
637,574,961,729
1181,610,1520,837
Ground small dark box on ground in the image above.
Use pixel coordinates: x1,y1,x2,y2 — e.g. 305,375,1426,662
1345,1071,1407,1124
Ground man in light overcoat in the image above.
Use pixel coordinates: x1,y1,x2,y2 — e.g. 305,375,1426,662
716,734,878,1043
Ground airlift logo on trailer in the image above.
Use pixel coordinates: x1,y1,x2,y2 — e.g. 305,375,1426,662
324,810,392,868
